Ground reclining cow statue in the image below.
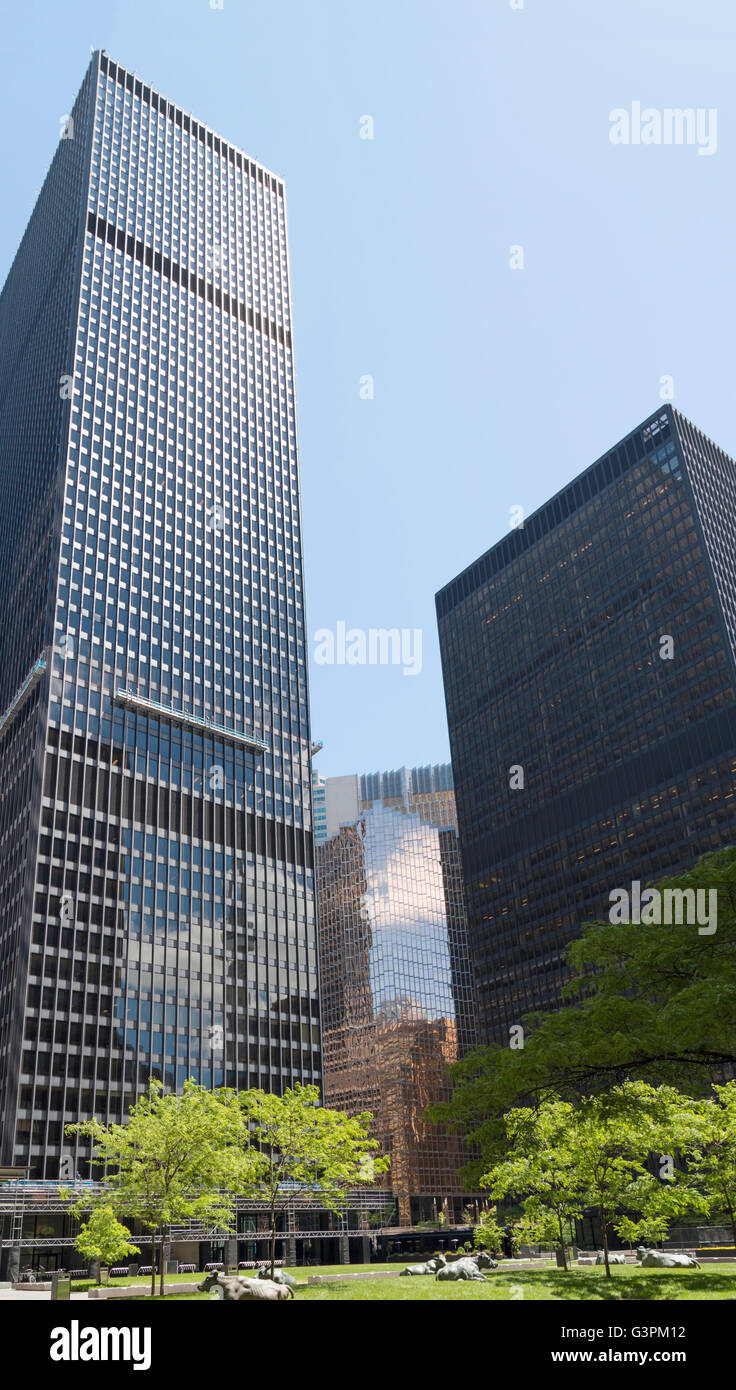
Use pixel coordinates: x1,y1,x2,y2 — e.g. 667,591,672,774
468,1251,497,1271
198,1270,294,1301
256,1266,298,1287
596,1251,627,1265
636,1247,700,1269
400,1255,447,1277
436,1252,497,1282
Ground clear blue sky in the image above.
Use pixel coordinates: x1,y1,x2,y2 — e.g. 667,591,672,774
2,0,735,777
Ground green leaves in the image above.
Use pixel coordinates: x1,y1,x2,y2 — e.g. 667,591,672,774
473,1206,507,1253
680,1083,736,1244
66,1079,266,1293
434,847,736,1161
480,1097,583,1267
476,1082,733,1275
235,1083,390,1278
67,1079,261,1231
65,1079,391,1290
74,1205,140,1275
241,1082,390,1213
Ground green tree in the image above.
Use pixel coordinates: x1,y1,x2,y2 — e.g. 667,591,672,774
475,1085,705,1277
517,1208,574,1257
686,1081,736,1246
472,1205,507,1257
566,1083,702,1277
480,1099,584,1271
240,1083,389,1277
67,1080,262,1296
613,1172,707,1250
74,1205,140,1282
434,848,736,1157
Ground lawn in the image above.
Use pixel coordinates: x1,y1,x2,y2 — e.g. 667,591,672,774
70,1261,399,1292
104,1262,736,1301
292,1264,736,1301
70,1271,218,1292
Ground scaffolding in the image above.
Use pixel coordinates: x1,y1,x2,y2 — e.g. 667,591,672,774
0,1181,395,1250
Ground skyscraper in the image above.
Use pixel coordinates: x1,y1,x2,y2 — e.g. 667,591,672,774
0,51,319,1182
311,766,328,844
316,764,477,1226
437,407,736,1045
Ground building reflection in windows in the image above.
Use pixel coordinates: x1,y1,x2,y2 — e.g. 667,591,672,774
317,766,477,1227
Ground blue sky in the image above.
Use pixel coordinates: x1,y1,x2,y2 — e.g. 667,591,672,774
2,0,735,777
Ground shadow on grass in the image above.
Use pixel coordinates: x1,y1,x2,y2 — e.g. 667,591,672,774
497,1268,736,1301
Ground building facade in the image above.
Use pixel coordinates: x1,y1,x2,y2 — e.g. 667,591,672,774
0,51,319,1190
311,766,328,844
316,764,477,1225
436,407,736,1044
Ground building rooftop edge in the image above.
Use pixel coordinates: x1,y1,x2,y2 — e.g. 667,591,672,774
315,762,454,783
435,403,680,616
92,48,286,189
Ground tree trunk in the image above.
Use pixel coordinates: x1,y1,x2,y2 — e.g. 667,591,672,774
159,1230,165,1297
725,1199,736,1250
150,1241,156,1299
600,1209,611,1278
269,1146,277,1280
557,1213,568,1272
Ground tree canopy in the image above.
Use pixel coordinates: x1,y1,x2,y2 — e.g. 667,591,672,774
74,1205,140,1281
685,1082,736,1246
67,1079,262,1295
241,1082,389,1275
480,1097,584,1271
434,847,736,1167
477,1083,714,1275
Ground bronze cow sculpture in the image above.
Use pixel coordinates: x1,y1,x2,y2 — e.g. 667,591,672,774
400,1255,447,1277
636,1247,700,1269
198,1270,294,1301
436,1254,495,1282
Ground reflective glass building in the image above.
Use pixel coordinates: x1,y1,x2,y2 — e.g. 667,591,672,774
0,51,319,1183
437,407,736,1044
316,764,477,1225
311,766,328,844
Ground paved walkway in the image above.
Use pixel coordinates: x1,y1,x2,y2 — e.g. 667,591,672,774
0,1287,89,1301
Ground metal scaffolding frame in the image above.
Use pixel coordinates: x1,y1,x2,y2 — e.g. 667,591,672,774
0,1181,395,1250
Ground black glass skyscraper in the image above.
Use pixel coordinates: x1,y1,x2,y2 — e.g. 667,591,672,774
436,407,736,1044
0,51,319,1181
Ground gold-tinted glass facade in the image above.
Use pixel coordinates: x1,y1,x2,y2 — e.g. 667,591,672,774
317,767,476,1225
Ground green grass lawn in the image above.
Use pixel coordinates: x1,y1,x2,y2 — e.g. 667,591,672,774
106,1262,736,1301
293,1264,736,1301
71,1271,213,1292
70,1261,398,1292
